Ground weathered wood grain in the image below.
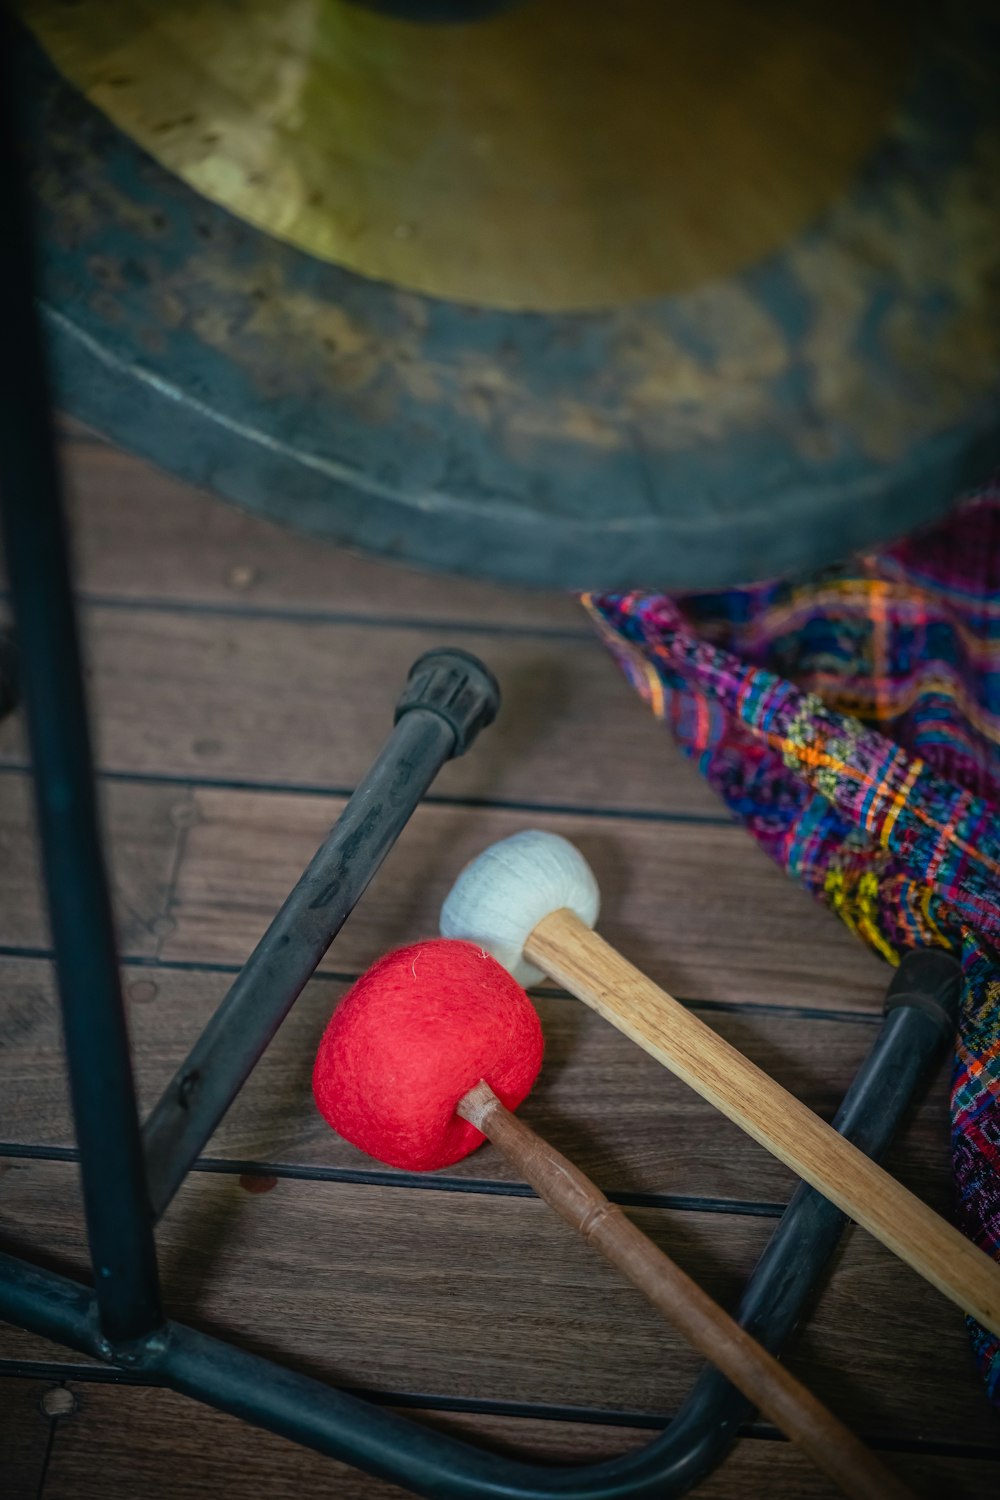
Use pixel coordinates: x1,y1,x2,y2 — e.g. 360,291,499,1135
59,435,583,631
0,1376,51,1500
0,1160,995,1448
0,958,951,1209
165,789,887,1010
0,604,721,817
0,774,185,959
36,1381,998,1500
0,771,887,1011
0,430,990,1500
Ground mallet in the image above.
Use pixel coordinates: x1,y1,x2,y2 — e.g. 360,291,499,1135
313,938,913,1500
440,829,1000,1338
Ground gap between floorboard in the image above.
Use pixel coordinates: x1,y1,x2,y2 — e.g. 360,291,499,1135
1,1367,997,1462
0,943,882,1025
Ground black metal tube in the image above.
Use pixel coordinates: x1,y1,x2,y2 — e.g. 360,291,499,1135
0,960,957,1498
0,33,162,1347
143,650,499,1220
625,948,963,1497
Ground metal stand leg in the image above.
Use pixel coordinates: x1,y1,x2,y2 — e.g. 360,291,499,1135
143,649,498,1220
0,979,957,1499
0,50,161,1350
0,20,964,1496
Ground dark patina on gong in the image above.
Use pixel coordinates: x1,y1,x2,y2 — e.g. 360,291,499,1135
13,3,1000,590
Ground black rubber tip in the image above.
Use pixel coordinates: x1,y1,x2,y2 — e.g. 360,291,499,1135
883,948,963,1037
395,649,500,757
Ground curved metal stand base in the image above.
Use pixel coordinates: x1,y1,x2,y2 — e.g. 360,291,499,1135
0,40,961,1493
0,981,954,1500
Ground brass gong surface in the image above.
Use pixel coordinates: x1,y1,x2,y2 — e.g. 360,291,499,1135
12,4,1000,590
18,0,908,310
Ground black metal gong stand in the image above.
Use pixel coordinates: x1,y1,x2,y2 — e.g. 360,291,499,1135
0,44,959,1499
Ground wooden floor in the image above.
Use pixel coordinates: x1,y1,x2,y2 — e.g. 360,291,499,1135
2,428,1000,1498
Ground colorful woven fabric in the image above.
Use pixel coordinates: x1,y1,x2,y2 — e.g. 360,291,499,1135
585,487,1000,1405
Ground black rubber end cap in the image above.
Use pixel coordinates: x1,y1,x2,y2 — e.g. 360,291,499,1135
884,948,963,1037
395,649,500,757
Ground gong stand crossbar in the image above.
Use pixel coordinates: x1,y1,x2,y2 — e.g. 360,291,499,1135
0,56,956,1500
141,666,489,1223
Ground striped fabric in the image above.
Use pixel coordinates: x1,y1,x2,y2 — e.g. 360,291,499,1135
585,487,1000,1404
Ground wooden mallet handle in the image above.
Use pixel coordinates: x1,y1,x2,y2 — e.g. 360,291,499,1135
458,1081,912,1500
525,910,1000,1338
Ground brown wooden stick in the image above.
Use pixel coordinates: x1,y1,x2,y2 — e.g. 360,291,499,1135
457,1081,913,1500
525,908,1000,1338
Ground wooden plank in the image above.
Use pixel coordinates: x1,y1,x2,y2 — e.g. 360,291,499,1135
60,435,583,631
38,1382,997,1500
1,1160,996,1447
0,958,952,1210
0,774,186,959
0,1376,52,1500
11,425,985,1500
0,771,886,1012
167,788,887,1011
0,605,721,818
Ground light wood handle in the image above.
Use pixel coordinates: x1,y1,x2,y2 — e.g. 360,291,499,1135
458,1081,913,1500
525,909,1000,1338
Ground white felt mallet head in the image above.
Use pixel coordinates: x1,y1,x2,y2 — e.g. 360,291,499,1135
440,829,600,986
443,833,1000,1356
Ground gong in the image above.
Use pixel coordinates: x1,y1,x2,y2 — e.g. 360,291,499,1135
12,1,1000,589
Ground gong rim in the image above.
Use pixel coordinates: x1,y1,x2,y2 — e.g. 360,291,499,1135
17,15,1000,591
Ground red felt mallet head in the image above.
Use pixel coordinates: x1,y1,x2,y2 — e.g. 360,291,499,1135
312,938,544,1171
312,945,910,1500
